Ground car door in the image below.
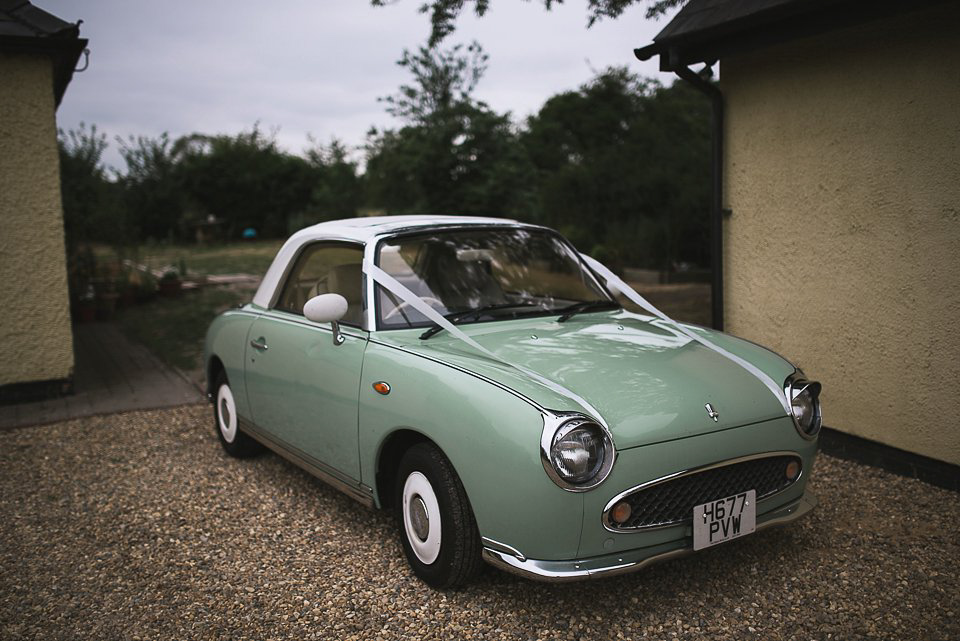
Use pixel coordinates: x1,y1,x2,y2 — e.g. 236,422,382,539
244,242,367,481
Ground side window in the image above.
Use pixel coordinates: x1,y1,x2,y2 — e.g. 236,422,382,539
274,243,365,326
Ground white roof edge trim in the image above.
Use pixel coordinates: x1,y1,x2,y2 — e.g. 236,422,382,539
251,215,526,309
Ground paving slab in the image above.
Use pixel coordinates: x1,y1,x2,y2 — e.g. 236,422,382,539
0,322,203,430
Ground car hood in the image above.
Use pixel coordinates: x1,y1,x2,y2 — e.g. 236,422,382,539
384,311,795,450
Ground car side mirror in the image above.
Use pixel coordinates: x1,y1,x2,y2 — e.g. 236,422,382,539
304,293,348,346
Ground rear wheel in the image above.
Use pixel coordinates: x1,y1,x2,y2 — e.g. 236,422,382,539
213,371,263,457
395,443,482,588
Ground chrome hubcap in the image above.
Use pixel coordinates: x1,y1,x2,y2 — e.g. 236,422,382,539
410,496,429,541
402,471,442,564
220,398,231,427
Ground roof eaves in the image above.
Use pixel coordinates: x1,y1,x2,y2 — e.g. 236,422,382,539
0,1,85,107
636,0,952,70
0,0,78,37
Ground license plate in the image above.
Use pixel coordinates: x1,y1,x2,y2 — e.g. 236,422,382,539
693,489,756,551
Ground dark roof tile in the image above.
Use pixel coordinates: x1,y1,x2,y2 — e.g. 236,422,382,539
0,1,86,107
0,0,78,38
636,0,953,69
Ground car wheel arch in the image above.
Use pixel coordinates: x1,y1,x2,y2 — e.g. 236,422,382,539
207,355,226,397
374,428,438,511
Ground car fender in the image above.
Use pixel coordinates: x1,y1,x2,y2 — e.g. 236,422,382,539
358,339,585,561
204,306,261,421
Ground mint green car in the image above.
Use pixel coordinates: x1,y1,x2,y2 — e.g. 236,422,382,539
204,216,821,588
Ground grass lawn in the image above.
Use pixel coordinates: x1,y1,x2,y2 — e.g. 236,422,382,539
95,240,283,277
106,241,282,384
117,285,254,378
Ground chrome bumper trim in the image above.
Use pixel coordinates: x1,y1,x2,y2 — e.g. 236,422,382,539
481,536,527,562
601,450,804,532
482,489,817,582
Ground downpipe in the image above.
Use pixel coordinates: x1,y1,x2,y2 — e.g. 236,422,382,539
634,50,726,332
674,64,724,332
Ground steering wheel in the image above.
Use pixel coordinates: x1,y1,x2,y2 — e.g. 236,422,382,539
384,297,445,321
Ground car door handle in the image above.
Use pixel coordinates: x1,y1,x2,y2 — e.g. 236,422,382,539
250,337,268,351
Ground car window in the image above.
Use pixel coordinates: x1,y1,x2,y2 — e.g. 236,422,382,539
376,228,609,329
274,243,365,326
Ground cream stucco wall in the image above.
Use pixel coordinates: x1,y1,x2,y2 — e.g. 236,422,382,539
721,5,960,465
0,52,74,387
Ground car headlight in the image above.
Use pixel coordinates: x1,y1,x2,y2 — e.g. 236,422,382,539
784,375,822,439
540,415,615,491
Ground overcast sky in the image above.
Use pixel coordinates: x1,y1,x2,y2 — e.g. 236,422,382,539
43,0,678,171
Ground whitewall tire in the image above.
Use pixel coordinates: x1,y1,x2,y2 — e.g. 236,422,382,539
216,383,238,443
212,370,263,458
394,442,481,588
402,471,442,565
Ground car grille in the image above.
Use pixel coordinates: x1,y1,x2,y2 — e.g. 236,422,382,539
606,455,802,530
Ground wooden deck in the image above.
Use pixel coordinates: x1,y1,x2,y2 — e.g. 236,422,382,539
0,323,204,430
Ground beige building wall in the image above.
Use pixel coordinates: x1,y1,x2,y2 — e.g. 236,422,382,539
721,5,960,465
0,52,74,387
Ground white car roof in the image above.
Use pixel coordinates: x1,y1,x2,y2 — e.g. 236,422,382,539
252,215,524,309
288,215,520,242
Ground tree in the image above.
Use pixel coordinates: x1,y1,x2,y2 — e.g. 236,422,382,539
177,126,318,239
365,42,534,217
380,42,488,122
59,123,126,248
522,67,709,270
293,137,364,230
116,132,185,242
366,104,533,216
371,0,686,46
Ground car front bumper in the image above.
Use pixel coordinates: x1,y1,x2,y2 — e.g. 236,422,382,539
482,489,817,582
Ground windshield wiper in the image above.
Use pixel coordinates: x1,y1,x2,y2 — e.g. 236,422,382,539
555,300,619,323
419,303,541,340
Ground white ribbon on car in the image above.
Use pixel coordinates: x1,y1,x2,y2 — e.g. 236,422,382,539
363,259,608,424
363,255,790,419
579,254,790,414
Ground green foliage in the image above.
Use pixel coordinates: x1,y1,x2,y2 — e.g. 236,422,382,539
60,44,709,275
380,42,489,122
522,68,709,270
299,137,365,227
175,126,316,239
109,126,363,242
371,0,687,46
116,132,185,242
366,42,535,217
58,123,127,249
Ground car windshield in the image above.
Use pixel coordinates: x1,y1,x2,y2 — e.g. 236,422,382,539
375,227,614,329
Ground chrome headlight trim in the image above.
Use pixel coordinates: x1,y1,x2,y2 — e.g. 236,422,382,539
784,374,822,440
540,412,616,492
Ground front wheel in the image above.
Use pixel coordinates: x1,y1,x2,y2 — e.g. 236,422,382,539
213,371,263,458
395,443,482,588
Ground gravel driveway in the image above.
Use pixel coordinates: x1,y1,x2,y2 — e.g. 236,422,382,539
1,405,957,640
